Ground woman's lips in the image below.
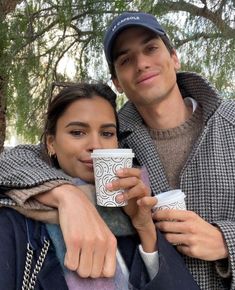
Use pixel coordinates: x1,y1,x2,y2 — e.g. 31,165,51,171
82,160,93,169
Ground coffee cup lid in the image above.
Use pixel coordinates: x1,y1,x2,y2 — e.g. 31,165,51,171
156,190,186,206
91,149,135,158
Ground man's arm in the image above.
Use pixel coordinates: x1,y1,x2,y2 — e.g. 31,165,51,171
0,144,73,207
0,145,117,278
0,144,72,189
213,221,234,279
38,184,117,277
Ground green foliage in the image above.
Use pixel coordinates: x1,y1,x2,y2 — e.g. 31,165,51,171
148,1,234,96
2,0,235,144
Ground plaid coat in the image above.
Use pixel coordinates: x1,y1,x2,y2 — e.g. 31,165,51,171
118,72,235,290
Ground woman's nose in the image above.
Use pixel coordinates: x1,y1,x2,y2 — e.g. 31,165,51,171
88,135,102,151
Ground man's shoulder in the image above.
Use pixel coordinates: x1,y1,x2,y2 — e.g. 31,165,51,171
118,101,135,117
118,101,143,130
216,99,235,126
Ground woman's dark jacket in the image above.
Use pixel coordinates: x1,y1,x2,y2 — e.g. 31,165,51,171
0,208,200,290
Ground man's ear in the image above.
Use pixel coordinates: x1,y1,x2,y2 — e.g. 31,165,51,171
172,49,181,71
112,77,123,93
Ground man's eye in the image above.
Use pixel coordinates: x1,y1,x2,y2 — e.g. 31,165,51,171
147,46,158,52
120,57,130,66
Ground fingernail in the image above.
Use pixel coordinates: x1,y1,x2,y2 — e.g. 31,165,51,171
116,194,124,202
106,183,113,190
137,199,141,206
116,169,124,175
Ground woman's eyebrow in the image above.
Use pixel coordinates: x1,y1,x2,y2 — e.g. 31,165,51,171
65,122,117,129
65,121,89,128
101,124,117,129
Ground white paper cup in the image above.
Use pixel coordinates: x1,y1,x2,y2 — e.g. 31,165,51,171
153,189,186,211
91,149,135,207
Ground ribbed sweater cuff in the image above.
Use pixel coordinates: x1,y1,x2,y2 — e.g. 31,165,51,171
6,180,73,210
215,258,231,278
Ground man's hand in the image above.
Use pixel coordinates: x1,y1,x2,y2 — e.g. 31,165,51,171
37,184,117,278
153,209,228,261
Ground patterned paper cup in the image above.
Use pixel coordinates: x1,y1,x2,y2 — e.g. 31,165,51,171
91,149,135,207
153,189,186,211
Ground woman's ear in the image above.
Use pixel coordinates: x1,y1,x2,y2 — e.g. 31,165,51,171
46,135,55,155
112,77,124,94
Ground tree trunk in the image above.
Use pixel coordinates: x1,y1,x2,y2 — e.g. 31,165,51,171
0,77,6,152
0,0,23,15
0,0,23,151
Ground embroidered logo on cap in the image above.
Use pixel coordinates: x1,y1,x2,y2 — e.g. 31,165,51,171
112,16,140,32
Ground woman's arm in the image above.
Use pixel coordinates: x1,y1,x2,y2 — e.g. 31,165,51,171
106,167,157,251
126,231,200,290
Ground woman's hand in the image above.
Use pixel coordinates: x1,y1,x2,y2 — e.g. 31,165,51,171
106,167,157,252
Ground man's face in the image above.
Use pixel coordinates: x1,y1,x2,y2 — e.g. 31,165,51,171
112,27,180,108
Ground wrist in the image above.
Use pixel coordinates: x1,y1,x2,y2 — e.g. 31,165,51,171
39,184,79,208
214,226,229,260
136,223,157,253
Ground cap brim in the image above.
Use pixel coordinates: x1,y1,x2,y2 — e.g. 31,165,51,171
106,23,165,64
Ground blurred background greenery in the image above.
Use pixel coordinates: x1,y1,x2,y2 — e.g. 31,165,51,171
0,0,234,149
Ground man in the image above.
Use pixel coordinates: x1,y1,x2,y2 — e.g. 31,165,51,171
0,12,234,289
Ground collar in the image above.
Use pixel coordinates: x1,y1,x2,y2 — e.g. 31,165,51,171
118,71,222,134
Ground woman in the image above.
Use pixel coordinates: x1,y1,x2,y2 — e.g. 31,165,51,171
0,83,199,290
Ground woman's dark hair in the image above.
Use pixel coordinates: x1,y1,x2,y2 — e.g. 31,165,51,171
42,82,119,165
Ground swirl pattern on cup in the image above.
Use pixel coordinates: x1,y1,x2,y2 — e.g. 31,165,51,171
157,201,186,211
93,157,132,207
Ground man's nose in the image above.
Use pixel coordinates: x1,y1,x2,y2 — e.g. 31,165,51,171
136,53,150,71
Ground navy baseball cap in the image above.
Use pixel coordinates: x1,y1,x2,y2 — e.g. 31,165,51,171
103,12,167,64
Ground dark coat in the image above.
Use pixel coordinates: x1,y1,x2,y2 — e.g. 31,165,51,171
0,208,199,290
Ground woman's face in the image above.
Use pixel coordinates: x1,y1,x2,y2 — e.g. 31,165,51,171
46,96,118,183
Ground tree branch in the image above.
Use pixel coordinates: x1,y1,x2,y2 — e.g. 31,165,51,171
53,39,77,80
174,32,223,48
153,0,235,38
200,0,207,7
216,0,227,16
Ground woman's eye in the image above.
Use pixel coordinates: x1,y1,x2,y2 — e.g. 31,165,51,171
102,131,115,137
70,130,85,137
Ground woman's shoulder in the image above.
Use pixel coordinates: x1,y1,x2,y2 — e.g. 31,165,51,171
0,207,25,222
0,207,47,250
0,207,29,236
